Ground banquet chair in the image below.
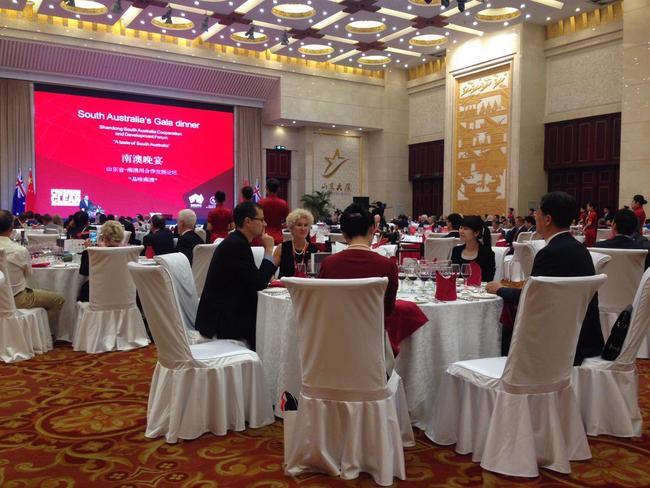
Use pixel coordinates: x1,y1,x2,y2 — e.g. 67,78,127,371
329,233,346,244
490,233,502,247
492,246,509,281
589,251,612,274
331,241,348,254
426,274,607,477
572,268,650,437
516,231,533,243
0,269,52,362
27,234,58,246
64,239,86,254
194,228,207,243
121,230,132,245
590,248,647,337
154,253,208,345
424,237,460,262
282,277,414,486
128,262,273,442
512,242,536,280
252,246,264,268
191,243,217,296
596,228,611,242
73,246,150,353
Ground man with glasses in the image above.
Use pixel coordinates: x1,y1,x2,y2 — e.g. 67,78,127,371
195,201,277,350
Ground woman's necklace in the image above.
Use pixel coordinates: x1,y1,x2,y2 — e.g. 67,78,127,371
293,240,307,256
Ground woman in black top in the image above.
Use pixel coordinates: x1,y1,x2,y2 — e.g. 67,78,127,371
273,208,317,278
450,215,496,282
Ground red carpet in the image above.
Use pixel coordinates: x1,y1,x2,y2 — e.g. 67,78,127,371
3,344,650,487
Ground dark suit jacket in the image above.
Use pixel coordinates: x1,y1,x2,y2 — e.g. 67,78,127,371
444,230,460,238
593,234,650,270
175,230,203,265
497,231,603,365
195,230,277,349
143,228,175,256
122,220,137,244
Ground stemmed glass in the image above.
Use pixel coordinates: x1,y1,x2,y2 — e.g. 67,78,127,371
294,263,307,278
406,263,419,293
398,265,408,293
418,263,431,292
461,263,472,290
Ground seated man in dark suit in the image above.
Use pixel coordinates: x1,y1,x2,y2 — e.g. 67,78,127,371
119,216,137,244
593,208,650,270
524,215,536,233
142,215,175,256
195,201,277,349
174,209,203,265
445,213,462,238
486,191,603,365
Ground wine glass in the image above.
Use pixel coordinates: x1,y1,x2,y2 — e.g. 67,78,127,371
440,265,452,280
407,263,419,293
451,263,460,277
418,263,431,291
398,265,407,292
294,263,307,277
461,263,472,290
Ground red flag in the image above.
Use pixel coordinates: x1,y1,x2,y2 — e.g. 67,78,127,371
25,168,36,212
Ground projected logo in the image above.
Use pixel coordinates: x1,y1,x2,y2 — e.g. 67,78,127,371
188,193,205,208
51,189,81,207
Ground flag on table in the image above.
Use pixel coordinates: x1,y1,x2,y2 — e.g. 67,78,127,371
25,168,36,212
252,179,262,203
12,169,26,215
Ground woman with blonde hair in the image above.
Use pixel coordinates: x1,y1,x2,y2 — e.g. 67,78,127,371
78,220,125,301
273,208,317,277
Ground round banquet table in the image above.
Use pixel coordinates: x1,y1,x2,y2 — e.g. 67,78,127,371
28,263,86,342
256,288,502,422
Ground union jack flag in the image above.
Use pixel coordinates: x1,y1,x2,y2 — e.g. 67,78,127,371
12,170,26,215
253,179,262,203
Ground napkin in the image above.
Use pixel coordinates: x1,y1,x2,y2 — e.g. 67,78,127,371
31,262,50,268
144,246,155,259
385,300,429,355
269,280,285,288
467,261,482,287
371,237,389,249
435,272,458,301
496,239,508,247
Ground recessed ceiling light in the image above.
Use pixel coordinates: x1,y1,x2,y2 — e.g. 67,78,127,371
445,32,449,36
332,125,336,127
575,7,580,12
407,5,411,9
260,8,264,12
162,29,167,33
107,14,112,19
48,4,53,8
148,12,152,17
404,64,408,68
473,21,477,25
465,12,470,16
503,21,509,26
334,24,338,28
323,11,327,15
194,1,199,4
520,3,525,8
358,128,362,130
546,16,551,21
525,14,531,19
292,121,296,124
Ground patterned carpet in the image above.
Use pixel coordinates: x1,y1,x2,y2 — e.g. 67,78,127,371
3,345,650,487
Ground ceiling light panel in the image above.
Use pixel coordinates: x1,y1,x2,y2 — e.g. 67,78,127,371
274,35,350,58
171,0,246,16
129,5,206,39
37,0,119,25
0,0,29,12
317,9,411,40
205,21,270,49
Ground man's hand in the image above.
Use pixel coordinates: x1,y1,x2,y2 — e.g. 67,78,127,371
260,233,275,255
485,281,503,294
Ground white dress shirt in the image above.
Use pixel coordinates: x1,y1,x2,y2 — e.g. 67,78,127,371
0,236,31,296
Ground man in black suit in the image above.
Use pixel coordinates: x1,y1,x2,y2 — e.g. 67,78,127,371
195,201,277,349
174,209,203,265
593,209,650,270
524,215,536,233
445,213,462,238
486,191,603,365
142,215,175,256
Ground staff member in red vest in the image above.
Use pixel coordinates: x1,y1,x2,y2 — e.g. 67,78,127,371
632,194,647,232
259,178,289,245
207,190,233,242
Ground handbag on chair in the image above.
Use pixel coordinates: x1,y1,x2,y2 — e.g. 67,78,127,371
602,305,633,361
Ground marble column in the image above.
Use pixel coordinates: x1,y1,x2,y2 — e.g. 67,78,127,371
619,0,650,206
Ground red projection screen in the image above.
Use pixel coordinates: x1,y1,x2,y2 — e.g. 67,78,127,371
33,85,234,220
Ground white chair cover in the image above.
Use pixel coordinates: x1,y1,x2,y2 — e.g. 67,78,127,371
27,234,59,246
512,242,536,280
589,251,612,274
329,233,347,243
282,277,414,486
128,262,274,442
572,268,650,437
72,246,150,353
0,252,52,362
492,246,509,281
596,228,611,242
424,237,460,262
373,244,397,258
490,233,502,246
331,241,348,254
590,248,648,337
154,253,198,329
516,231,533,243
191,243,217,296
121,230,132,245
251,246,265,268
427,275,607,477
194,228,207,243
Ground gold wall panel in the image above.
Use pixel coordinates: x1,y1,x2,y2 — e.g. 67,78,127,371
453,64,510,216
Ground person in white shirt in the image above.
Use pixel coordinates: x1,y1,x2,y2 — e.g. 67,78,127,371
0,209,64,324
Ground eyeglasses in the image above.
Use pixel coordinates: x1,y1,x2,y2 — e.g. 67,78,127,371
250,217,265,222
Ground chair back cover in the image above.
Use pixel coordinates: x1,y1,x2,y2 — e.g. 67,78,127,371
64,239,86,253
516,231,533,243
251,246,265,268
512,242,536,280
282,277,389,400
329,233,346,243
590,248,648,312
615,267,650,366
27,234,58,246
87,246,143,311
502,274,606,393
121,230,132,245
424,238,460,262
154,253,198,330
128,263,195,369
597,228,611,242
332,241,348,254
492,246,509,281
192,243,217,295
490,233,502,247
0,259,16,317
589,251,612,274
194,228,207,243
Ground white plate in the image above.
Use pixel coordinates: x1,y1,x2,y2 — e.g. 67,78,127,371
138,259,157,266
264,287,288,295
469,292,495,300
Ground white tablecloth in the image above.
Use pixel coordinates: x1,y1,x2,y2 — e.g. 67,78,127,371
28,264,85,342
256,289,502,422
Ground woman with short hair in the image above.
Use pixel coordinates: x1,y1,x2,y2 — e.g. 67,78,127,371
273,208,317,278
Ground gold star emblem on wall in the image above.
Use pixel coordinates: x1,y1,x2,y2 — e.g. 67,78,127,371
322,148,349,178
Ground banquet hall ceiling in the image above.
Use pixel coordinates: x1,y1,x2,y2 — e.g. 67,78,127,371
0,0,606,70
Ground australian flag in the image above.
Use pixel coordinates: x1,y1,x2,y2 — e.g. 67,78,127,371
12,170,25,215
253,179,262,203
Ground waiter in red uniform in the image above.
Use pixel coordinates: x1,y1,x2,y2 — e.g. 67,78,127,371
259,178,289,245
632,194,647,232
207,190,233,242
